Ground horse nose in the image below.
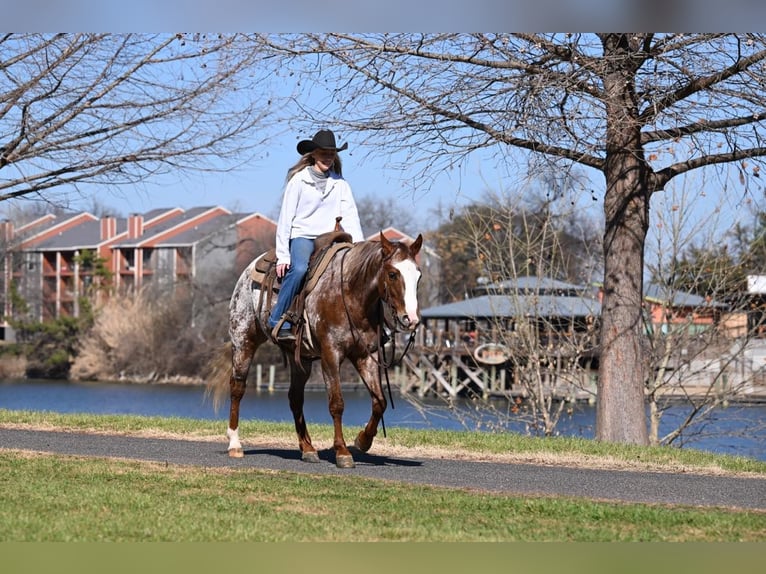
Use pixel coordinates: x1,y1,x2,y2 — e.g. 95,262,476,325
402,312,420,330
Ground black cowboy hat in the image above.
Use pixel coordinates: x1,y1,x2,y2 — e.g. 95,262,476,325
297,129,348,155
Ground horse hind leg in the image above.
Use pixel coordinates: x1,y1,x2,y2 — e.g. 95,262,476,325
226,372,247,458
226,331,266,458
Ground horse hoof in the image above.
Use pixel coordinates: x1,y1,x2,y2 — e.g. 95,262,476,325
336,454,356,469
302,451,320,463
228,448,244,458
354,434,371,453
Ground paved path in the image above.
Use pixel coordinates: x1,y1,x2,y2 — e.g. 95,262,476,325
2,428,764,511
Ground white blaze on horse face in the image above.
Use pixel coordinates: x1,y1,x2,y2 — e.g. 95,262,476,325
394,259,421,325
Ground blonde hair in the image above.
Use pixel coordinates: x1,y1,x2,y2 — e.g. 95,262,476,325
286,150,343,182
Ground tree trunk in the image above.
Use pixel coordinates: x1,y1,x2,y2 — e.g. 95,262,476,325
596,35,650,445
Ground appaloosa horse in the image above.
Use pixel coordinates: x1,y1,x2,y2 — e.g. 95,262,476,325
207,232,423,468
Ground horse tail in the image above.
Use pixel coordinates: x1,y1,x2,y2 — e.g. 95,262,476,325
204,341,232,414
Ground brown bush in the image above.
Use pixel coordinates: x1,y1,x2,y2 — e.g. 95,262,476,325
0,352,27,379
71,289,215,382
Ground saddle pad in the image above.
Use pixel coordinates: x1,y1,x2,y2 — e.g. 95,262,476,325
250,249,277,286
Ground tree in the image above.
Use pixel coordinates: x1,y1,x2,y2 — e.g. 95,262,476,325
430,190,602,302
354,193,421,238
250,33,766,445
418,189,603,437
0,33,281,205
644,178,766,447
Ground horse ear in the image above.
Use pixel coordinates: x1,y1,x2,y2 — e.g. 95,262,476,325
410,234,423,256
380,231,395,257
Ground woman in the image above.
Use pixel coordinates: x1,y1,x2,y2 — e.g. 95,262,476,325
268,129,364,341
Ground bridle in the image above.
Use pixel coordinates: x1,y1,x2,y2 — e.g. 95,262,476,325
378,282,417,369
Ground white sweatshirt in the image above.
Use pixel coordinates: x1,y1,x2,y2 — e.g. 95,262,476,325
275,166,364,265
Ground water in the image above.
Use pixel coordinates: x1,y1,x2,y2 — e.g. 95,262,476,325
1,378,765,461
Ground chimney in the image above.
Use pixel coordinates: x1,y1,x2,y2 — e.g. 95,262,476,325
100,216,117,241
127,214,144,239
0,219,13,243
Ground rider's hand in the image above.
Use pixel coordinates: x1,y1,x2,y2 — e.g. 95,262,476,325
276,263,289,279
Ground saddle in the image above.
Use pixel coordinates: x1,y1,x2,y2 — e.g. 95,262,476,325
250,228,353,348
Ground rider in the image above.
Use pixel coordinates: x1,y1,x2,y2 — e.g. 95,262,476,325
268,129,364,341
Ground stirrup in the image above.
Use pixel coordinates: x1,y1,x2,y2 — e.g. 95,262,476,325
270,316,294,343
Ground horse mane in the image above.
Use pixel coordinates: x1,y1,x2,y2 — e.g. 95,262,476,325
344,240,384,279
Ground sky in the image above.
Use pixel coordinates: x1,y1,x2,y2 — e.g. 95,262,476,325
66,132,520,235
6,85,757,248
3,24,763,241
58,131,758,267
70,131,482,224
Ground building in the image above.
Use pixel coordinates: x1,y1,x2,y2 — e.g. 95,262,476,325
421,276,601,350
402,277,733,399
641,282,728,336
0,207,277,340
1,217,443,343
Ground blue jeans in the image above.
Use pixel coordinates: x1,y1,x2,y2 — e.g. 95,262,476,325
268,237,315,329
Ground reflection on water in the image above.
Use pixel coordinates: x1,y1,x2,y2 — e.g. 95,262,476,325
1,378,764,461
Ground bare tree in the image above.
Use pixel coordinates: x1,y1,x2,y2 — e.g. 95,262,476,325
249,33,766,445
645,176,766,448
354,193,421,238
401,186,602,436
0,33,283,205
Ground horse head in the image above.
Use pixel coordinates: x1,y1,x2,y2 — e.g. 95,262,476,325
378,232,423,332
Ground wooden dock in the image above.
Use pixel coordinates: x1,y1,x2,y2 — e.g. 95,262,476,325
389,341,598,402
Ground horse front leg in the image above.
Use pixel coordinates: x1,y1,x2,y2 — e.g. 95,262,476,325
321,354,355,468
353,356,387,454
288,357,320,463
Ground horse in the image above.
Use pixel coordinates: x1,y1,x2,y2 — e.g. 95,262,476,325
207,231,423,468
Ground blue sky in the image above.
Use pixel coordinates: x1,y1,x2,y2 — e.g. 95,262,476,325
13,119,755,250
67,130,517,233
2,29,761,243
71,136,755,263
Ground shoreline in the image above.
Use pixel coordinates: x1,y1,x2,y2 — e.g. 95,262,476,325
4,374,766,406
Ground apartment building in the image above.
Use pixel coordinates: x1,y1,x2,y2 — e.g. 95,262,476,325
0,207,277,341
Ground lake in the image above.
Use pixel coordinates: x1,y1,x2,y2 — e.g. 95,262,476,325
1,378,765,461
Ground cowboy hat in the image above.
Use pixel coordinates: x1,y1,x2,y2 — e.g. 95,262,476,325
297,129,348,155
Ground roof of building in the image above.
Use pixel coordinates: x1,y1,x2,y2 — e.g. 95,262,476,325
152,213,240,246
16,207,277,252
32,218,123,250
644,283,727,308
473,276,592,297
365,227,440,258
115,206,226,247
421,293,601,320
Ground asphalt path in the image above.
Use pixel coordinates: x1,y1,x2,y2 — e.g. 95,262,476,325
2,427,764,511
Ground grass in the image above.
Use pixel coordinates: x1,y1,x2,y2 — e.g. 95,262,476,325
1,450,765,542
1,410,765,542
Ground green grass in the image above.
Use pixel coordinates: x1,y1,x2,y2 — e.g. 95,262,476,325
1,450,764,542
1,410,765,542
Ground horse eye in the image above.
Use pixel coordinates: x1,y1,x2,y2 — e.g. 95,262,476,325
388,271,398,280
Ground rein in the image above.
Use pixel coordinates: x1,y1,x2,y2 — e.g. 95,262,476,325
377,301,417,413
